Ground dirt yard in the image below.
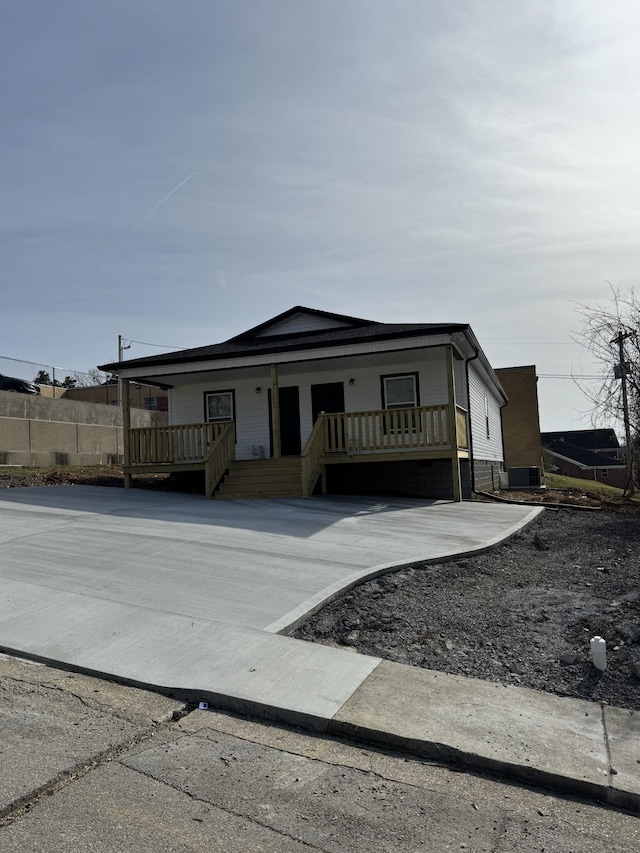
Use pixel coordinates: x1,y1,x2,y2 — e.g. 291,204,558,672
0,465,172,490
294,508,640,711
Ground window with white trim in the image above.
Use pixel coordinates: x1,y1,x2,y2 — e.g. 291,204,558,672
381,373,419,432
600,469,608,478
382,374,418,409
205,390,234,423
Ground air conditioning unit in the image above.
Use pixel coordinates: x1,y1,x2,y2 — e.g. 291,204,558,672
508,467,542,488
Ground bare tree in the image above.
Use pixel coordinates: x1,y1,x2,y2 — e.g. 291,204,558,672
573,286,639,492
71,368,112,387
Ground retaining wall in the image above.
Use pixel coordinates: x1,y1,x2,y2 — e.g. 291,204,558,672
0,391,166,466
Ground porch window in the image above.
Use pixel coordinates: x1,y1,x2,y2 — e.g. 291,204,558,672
205,390,235,423
381,373,419,431
382,373,419,409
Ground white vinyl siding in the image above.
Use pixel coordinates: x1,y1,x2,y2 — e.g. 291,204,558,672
169,346,459,459
468,364,503,461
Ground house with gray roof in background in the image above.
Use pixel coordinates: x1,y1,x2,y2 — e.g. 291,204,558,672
541,429,627,489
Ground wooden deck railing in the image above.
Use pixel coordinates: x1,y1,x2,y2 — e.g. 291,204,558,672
127,404,468,499
320,405,451,454
301,403,468,496
301,416,326,496
455,405,469,450
128,421,230,465
204,422,235,498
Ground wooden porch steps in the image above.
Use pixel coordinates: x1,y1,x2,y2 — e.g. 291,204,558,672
214,458,303,500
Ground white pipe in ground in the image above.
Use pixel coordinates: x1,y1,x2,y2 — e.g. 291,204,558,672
590,636,607,671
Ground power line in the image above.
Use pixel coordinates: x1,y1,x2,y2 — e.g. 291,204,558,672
125,338,186,350
537,374,601,379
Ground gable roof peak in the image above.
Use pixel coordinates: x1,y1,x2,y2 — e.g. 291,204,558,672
227,306,375,342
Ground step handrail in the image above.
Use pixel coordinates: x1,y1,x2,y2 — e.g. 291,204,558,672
301,417,326,496
203,422,235,498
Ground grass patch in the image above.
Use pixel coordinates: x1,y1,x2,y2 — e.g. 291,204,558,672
544,471,626,497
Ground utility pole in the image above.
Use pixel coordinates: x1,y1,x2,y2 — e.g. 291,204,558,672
117,335,131,407
612,329,634,494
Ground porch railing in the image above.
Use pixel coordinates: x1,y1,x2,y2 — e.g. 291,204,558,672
320,404,452,455
300,404,468,495
128,421,230,465
301,416,326,496
455,405,468,450
204,422,236,498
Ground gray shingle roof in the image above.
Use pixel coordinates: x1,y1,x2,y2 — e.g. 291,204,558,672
99,308,468,372
541,429,620,451
545,439,624,468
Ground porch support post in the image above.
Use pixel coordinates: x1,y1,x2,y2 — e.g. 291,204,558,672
445,345,462,502
122,378,132,489
270,363,281,458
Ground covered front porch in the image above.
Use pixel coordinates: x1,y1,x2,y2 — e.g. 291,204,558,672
122,392,469,501
119,341,471,501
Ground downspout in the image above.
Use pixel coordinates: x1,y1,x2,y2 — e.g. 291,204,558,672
498,400,508,488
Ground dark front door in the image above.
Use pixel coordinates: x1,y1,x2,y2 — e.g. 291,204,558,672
311,382,346,452
311,382,345,422
269,386,301,456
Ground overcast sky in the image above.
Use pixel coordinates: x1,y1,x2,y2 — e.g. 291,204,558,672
3,1,639,430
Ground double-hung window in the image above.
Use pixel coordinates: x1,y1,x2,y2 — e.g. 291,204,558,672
381,373,419,431
205,390,234,423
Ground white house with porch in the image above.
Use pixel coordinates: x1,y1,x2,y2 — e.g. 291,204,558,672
99,307,506,500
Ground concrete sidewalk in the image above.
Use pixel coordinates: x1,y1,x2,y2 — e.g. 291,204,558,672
332,660,640,813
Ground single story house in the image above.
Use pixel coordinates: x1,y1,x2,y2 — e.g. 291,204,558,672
99,306,507,500
541,429,627,489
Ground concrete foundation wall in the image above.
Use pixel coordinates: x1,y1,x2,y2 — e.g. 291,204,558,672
460,459,472,500
473,459,503,492
0,391,166,466
325,458,459,500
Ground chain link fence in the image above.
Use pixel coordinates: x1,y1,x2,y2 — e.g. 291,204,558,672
0,355,166,410
0,354,110,395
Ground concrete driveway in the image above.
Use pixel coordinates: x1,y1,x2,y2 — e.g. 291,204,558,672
0,486,541,726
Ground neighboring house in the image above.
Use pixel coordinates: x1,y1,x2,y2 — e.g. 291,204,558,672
99,306,507,500
495,365,543,471
541,428,623,459
541,429,627,488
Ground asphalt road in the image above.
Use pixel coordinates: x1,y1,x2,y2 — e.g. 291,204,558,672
1,654,638,853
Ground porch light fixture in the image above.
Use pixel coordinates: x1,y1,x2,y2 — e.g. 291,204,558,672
348,377,355,385
255,386,262,394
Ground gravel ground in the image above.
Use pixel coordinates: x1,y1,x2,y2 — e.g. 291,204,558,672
293,508,640,710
